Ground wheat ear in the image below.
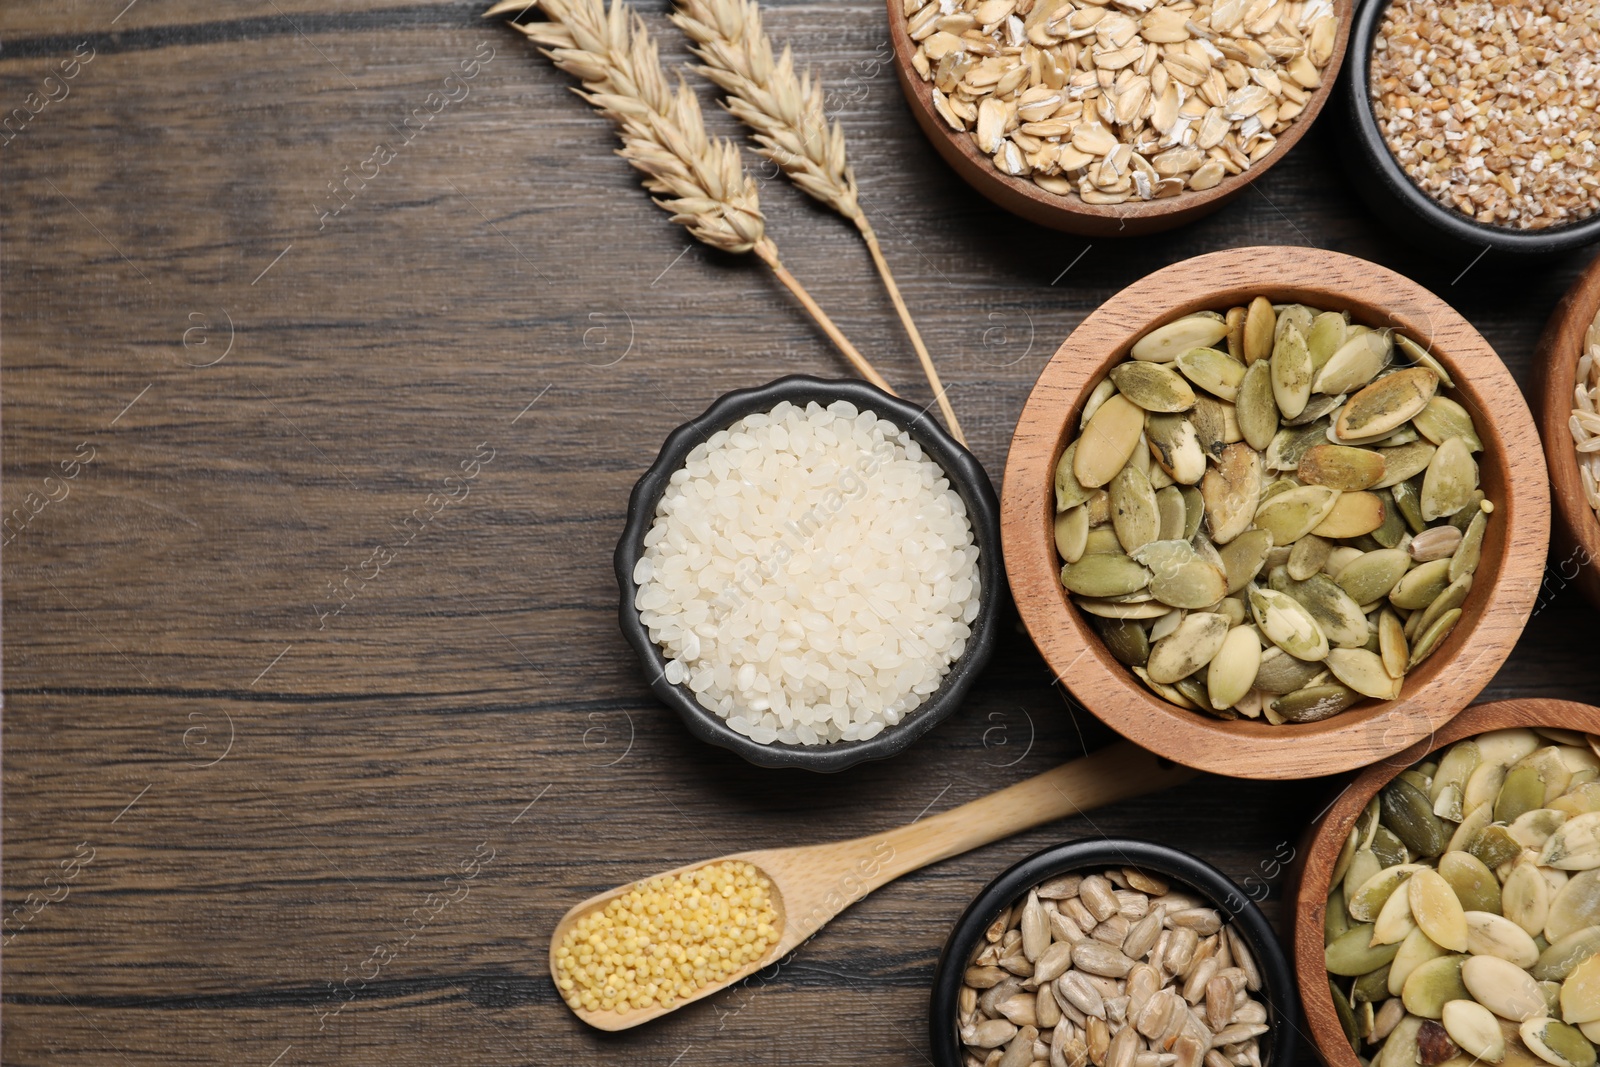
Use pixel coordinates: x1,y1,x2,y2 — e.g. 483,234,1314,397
669,0,965,444
487,0,894,394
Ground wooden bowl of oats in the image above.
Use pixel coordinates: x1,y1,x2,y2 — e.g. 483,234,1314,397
1533,253,1600,611
886,0,1353,237
1000,246,1550,780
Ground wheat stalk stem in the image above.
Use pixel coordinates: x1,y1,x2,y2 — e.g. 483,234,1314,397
488,0,894,394
670,0,965,444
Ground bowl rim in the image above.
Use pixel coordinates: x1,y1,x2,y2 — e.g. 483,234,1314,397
884,0,1354,234
1000,244,1551,781
1533,251,1600,608
614,374,1004,773
1343,0,1600,255
1289,699,1600,1067
928,836,1301,1067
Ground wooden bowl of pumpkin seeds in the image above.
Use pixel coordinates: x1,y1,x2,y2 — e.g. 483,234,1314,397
1291,699,1600,1067
1000,246,1550,781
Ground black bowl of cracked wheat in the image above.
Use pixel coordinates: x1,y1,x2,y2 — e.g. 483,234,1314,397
1341,0,1600,257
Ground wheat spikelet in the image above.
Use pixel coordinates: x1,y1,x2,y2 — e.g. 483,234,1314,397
488,0,893,391
670,0,965,444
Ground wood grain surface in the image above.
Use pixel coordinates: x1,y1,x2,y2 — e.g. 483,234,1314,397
1533,258,1600,610
4,2,1600,1064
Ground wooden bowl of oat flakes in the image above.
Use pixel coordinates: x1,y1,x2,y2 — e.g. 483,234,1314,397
1001,246,1550,780
886,0,1353,237
1533,253,1600,610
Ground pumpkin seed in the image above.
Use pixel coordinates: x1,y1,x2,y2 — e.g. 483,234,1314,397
1300,445,1388,491
1441,999,1505,1063
1380,609,1410,679
1077,597,1173,620
1289,533,1334,581
1356,963,1395,1003
1393,478,1428,533
1250,586,1331,660
1265,419,1333,471
1439,850,1502,914
1464,910,1541,967
1202,443,1262,544
1276,303,1317,344
1056,506,1091,564
1309,311,1351,371
1560,951,1600,1023
1495,766,1549,826
1243,296,1276,365
1176,347,1247,403
1509,808,1568,852
1273,683,1362,722
1288,391,1352,427
1207,626,1261,710
1133,314,1231,362
1179,485,1205,540
1133,540,1229,609
1384,777,1452,857
1422,437,1480,522
1287,573,1371,648
1338,368,1441,441
1076,395,1148,489
1375,872,1421,944
1147,612,1231,685
1057,441,1092,511
1496,863,1553,940
1315,492,1389,539
1446,510,1484,581
1519,1018,1597,1067
1083,527,1124,556
1255,484,1342,546
1377,1013,1427,1067
1462,954,1548,1021
1391,559,1453,611
1328,924,1404,976
1151,486,1186,542
1328,648,1404,699
1081,380,1118,428
1190,395,1241,459
1062,554,1152,597
1533,926,1600,982
1469,825,1523,871
1449,493,1488,532
1332,977,1361,1050
1253,644,1325,693
1449,803,1496,856
1402,954,1470,1018
1410,868,1470,951
1315,329,1393,396
1087,489,1114,527
1145,413,1207,485
1391,924,1452,994
1538,812,1600,871
1219,529,1274,594
1110,362,1198,413
1111,465,1162,555
1225,305,1247,361
1336,549,1412,605
1547,870,1600,943
1236,360,1279,452
1397,334,1457,389
1376,441,1440,489
1414,396,1484,452
1272,322,1315,419
1414,574,1473,642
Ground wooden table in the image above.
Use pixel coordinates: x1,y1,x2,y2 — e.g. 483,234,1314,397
4,3,1597,1064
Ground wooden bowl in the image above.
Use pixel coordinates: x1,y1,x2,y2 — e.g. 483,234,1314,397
1532,252,1600,610
1001,246,1551,780
1290,699,1600,1067
885,0,1354,237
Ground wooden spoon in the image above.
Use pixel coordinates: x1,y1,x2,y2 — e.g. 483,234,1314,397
551,740,1197,1030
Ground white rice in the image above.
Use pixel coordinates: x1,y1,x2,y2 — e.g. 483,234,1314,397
633,399,981,746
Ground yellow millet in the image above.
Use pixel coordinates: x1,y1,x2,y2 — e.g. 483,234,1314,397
553,861,779,1014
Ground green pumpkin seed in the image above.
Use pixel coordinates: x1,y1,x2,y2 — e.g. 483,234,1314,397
1532,926,1600,981
1110,361,1198,413
1133,313,1231,362
1355,963,1394,1003
1154,485,1187,542
1075,597,1172,619
1336,549,1411,605
1081,379,1117,428
1176,347,1247,402
1179,485,1205,540
1172,673,1219,713
1414,574,1473,640
1390,559,1453,611
1328,648,1403,699
1548,869,1600,943
1376,1013,1426,1067
1094,615,1150,667
1407,607,1462,670
1352,863,1429,922
1469,825,1523,871
1449,802,1495,855
1372,492,1409,548
1384,777,1451,857
1253,644,1324,693
1146,612,1230,684
1299,444,1388,491
1541,812,1600,871
1219,529,1274,595
1274,683,1362,722
1439,850,1501,914
1442,999,1504,1063
1432,740,1483,803
1422,437,1480,522
1144,413,1207,485
1237,359,1280,452
1408,868,1469,950
1075,395,1147,489
1393,478,1428,534
1057,441,1091,511
1379,609,1409,680
1509,808,1568,852
1449,493,1488,532
1132,666,1198,708
1331,977,1361,1050
1401,953,1469,1018
1215,595,1248,628
1190,394,1241,459
1111,464,1162,555
1413,396,1484,452
1390,924,1451,994
1250,586,1331,660
1314,491,1389,539
1055,505,1091,563
1375,441,1440,489
1373,824,1411,867
1266,419,1333,471
1328,882,1354,943
1520,1018,1598,1067
1397,333,1457,389
1201,442,1262,544
1287,391,1351,427
1309,310,1350,371
1289,533,1334,581
1496,765,1549,826
1461,954,1548,1021
1243,296,1276,365
1272,322,1315,419
1083,526,1124,556
1451,510,1488,583
1286,573,1371,648
1255,484,1342,546
1061,554,1151,597
1086,489,1113,527
1207,625,1261,710
1315,329,1393,396
1336,368,1440,441
1465,910,1541,967
1328,924,1403,976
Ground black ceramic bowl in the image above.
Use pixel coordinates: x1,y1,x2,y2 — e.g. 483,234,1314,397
614,375,1003,773
1341,0,1600,258
929,839,1300,1067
